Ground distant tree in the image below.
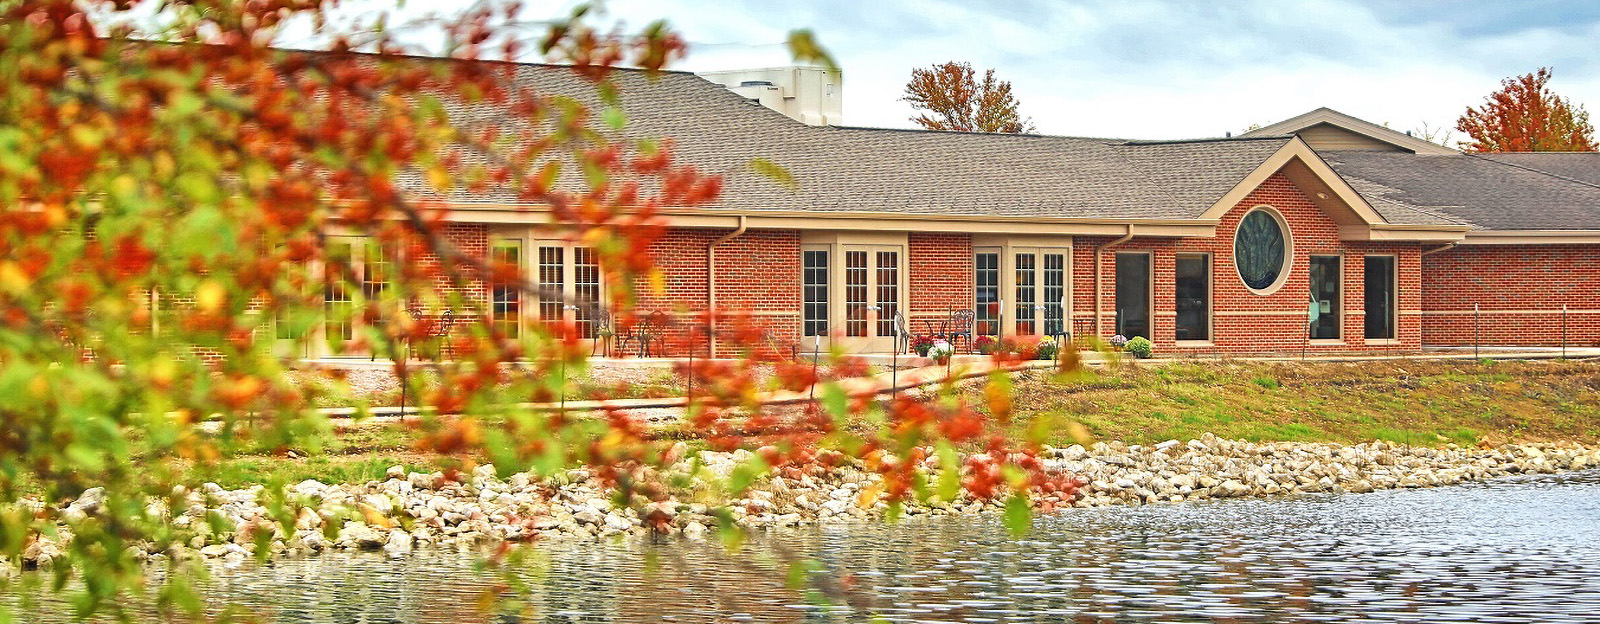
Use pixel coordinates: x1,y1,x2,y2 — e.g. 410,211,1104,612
1410,122,1454,147
1456,68,1597,152
901,61,1036,134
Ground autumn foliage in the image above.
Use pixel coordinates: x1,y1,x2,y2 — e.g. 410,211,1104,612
0,1,1078,619
1456,68,1597,152
901,61,1036,134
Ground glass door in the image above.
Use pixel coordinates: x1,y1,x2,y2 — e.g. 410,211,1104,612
839,244,902,352
1013,247,1069,339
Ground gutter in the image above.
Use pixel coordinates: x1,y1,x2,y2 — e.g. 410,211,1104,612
706,215,748,356
1093,224,1135,337
1419,242,1457,257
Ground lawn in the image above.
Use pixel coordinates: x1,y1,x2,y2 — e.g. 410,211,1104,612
999,358,1600,447
190,358,1600,489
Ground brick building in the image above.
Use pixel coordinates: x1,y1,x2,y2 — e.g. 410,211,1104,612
320,67,1600,358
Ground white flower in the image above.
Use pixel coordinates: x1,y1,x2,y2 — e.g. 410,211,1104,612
927,340,954,360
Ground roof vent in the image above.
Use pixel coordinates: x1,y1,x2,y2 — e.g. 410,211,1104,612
740,80,775,87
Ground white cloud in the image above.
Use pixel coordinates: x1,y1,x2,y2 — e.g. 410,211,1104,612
266,0,1600,141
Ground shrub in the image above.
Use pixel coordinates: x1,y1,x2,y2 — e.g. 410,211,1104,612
974,335,999,355
910,334,936,356
1124,336,1153,359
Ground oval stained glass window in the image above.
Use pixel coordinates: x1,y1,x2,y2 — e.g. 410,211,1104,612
1235,209,1287,292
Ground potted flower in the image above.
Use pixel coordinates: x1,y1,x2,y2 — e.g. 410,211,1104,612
909,334,936,357
927,339,954,364
1108,334,1129,348
974,335,999,355
1034,336,1059,360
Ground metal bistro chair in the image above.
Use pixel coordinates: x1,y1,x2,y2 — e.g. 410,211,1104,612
590,306,614,357
945,308,975,353
893,311,913,355
638,311,670,357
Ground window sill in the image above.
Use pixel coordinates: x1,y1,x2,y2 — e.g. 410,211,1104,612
1308,339,1346,345
1364,338,1402,345
1174,340,1215,348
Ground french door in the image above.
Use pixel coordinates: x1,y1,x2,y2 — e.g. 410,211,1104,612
1012,247,1069,338
839,244,902,352
530,240,604,339
311,235,392,356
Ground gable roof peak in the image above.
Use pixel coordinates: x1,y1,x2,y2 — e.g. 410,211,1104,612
1242,107,1458,155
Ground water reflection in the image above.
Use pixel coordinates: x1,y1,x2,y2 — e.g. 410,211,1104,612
12,469,1600,623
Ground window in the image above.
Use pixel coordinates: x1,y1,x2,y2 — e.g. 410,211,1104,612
1235,207,1291,294
1309,256,1341,340
1115,252,1151,339
1364,255,1396,340
974,249,1000,336
802,247,829,337
1175,253,1210,341
490,239,522,338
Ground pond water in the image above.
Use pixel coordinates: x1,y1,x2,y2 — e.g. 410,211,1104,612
12,469,1600,623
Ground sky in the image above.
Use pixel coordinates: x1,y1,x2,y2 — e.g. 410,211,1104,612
278,0,1600,141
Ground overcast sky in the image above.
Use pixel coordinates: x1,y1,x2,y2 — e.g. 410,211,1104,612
281,0,1600,142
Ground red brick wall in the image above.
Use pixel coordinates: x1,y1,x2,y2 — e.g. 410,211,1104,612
1421,244,1600,347
908,232,973,331
1076,173,1423,356
435,222,488,314
631,227,801,357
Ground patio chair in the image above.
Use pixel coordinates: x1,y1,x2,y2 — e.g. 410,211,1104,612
945,308,975,353
893,311,912,355
637,311,671,357
590,306,614,357
429,309,456,359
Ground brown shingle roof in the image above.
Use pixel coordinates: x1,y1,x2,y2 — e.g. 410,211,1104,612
1322,151,1600,230
426,63,1292,220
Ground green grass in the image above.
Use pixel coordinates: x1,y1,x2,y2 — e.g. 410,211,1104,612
1003,359,1600,448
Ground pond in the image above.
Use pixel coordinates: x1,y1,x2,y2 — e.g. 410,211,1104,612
12,469,1600,623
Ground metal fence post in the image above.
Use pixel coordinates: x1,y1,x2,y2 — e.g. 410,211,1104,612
1562,304,1568,359
1474,303,1480,360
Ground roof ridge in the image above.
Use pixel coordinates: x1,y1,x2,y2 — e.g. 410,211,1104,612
1466,153,1600,192
825,125,1119,141
1120,135,1293,145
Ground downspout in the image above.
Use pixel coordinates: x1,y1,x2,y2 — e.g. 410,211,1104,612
1093,224,1135,337
707,215,748,357
1419,242,1457,257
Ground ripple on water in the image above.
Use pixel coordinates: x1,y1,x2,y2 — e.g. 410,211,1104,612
8,469,1600,623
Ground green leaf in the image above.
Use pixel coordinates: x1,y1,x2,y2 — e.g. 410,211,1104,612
748,158,797,191
1003,494,1031,537
821,384,849,426
601,107,627,130
785,30,839,72
936,441,961,502
727,455,768,495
